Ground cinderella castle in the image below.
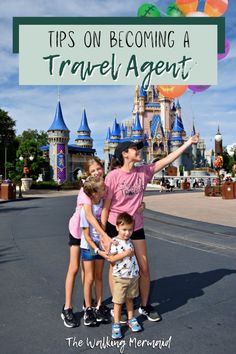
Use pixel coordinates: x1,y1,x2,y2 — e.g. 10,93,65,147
41,85,206,182
104,85,206,173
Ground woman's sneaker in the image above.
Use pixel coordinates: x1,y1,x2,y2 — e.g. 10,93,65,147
95,305,110,323
84,307,97,326
112,323,122,340
82,298,95,311
61,305,78,328
138,304,162,322
127,317,142,332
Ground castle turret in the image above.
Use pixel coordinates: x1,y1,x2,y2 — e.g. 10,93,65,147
215,125,223,156
170,114,184,169
134,85,139,113
139,86,147,128
131,112,143,142
47,100,70,182
110,118,121,140
159,94,172,133
120,124,126,139
171,101,176,112
75,109,93,149
104,118,121,172
176,99,182,117
106,127,111,141
124,125,128,138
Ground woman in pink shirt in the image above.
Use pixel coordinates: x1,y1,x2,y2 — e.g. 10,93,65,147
102,135,199,322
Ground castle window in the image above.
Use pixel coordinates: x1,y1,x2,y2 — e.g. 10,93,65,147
153,142,158,151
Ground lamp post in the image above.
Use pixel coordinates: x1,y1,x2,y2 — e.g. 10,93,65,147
19,154,34,177
18,179,23,199
0,134,10,180
19,154,34,192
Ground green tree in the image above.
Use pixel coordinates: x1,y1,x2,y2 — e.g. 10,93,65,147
6,134,48,186
222,147,234,173
17,140,46,180
6,159,24,197
0,109,18,178
18,129,48,148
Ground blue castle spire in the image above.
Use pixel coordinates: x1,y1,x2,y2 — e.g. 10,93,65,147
132,112,143,141
140,86,147,98
111,118,121,137
75,109,93,147
172,114,184,132
170,114,184,141
171,101,176,111
124,126,128,138
132,112,142,131
78,109,90,132
176,99,181,109
106,127,111,140
121,123,125,132
48,101,69,131
152,85,158,99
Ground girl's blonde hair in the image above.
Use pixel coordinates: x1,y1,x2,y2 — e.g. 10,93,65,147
83,176,104,198
84,156,103,176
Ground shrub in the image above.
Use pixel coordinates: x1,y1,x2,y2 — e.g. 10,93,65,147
31,181,58,189
61,181,81,190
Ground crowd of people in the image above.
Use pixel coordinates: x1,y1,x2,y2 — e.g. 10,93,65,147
61,135,199,339
155,175,235,192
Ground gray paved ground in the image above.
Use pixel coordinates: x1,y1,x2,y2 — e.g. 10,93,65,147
0,193,236,354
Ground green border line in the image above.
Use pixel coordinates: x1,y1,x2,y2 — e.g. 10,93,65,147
13,16,225,54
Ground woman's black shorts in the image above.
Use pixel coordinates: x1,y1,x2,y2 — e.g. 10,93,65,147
106,221,145,240
68,233,81,246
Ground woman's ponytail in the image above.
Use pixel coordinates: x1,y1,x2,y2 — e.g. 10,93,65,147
109,156,123,171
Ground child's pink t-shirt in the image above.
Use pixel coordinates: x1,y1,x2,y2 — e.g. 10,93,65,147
105,164,155,231
68,188,91,239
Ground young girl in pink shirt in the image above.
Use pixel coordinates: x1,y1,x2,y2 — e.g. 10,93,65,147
102,135,199,322
61,157,110,328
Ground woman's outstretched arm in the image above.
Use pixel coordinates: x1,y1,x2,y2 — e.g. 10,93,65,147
153,134,199,173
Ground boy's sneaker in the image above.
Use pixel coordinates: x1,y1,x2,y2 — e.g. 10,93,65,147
127,317,142,332
138,304,162,322
95,305,110,323
84,307,97,326
61,306,78,328
110,308,127,324
112,323,123,340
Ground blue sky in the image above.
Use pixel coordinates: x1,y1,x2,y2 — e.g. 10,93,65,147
0,0,235,158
